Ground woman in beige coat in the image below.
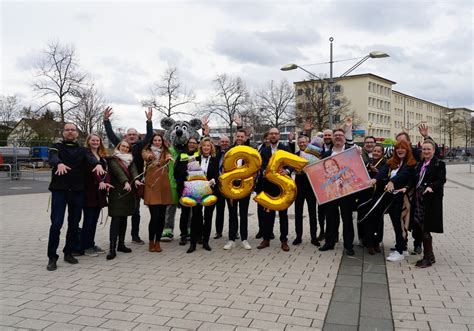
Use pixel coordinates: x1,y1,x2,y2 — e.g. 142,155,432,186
142,133,175,252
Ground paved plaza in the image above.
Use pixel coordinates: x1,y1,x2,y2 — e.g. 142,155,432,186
0,163,472,330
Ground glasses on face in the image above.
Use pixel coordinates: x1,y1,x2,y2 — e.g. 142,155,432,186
188,141,197,145
364,141,375,144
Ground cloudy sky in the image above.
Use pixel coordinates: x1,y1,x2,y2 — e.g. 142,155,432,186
1,0,472,131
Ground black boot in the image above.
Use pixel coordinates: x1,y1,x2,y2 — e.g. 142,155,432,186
47,257,58,271
117,219,132,253
202,241,212,251
187,243,196,253
106,241,117,260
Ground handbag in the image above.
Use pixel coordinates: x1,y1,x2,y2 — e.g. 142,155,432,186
136,179,145,198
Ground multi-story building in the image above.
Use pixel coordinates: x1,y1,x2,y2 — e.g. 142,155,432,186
294,73,472,148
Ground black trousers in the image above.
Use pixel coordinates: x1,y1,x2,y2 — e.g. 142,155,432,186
228,195,251,241
131,196,141,239
363,212,384,248
148,205,167,241
317,203,326,234
387,196,407,254
262,207,288,242
214,191,226,235
325,195,354,249
190,204,215,244
257,204,266,236
110,216,128,244
179,206,192,238
294,190,317,241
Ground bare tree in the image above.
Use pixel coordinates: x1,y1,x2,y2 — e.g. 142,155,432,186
454,117,471,151
0,95,20,126
32,41,87,123
68,84,106,136
142,66,195,119
254,79,295,130
296,77,353,132
203,74,249,143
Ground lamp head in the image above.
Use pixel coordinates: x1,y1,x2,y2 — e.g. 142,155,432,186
369,51,390,58
280,63,298,71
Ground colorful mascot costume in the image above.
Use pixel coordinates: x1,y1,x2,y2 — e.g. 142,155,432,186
160,117,203,241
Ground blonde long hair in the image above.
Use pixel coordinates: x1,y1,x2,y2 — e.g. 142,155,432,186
85,133,108,157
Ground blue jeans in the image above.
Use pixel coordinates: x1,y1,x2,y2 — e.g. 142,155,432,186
47,190,84,259
81,207,101,251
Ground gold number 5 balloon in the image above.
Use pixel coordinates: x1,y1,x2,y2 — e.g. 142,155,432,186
218,146,262,200
254,150,308,211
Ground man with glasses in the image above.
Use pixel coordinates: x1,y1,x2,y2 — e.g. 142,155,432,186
319,119,357,256
46,123,105,271
256,127,292,251
356,136,377,246
103,106,153,245
223,129,253,250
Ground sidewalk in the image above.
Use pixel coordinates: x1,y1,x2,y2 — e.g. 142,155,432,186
0,163,472,330
384,163,474,330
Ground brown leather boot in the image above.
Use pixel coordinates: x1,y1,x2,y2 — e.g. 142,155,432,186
367,247,376,255
281,241,290,252
154,241,162,252
149,241,156,252
257,240,270,249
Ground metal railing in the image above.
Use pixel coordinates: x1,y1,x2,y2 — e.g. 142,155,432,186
0,163,13,180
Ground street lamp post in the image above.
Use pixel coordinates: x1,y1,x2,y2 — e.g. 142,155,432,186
281,37,389,130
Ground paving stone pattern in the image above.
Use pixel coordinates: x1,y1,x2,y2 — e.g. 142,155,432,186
0,163,472,330
0,193,340,330
385,163,474,330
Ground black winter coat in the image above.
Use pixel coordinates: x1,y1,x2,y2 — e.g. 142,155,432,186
410,157,446,233
48,141,99,191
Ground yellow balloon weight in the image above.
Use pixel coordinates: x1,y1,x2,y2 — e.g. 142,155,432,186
254,150,308,211
218,146,262,200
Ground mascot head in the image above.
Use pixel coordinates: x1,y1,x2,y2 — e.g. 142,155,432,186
161,117,202,152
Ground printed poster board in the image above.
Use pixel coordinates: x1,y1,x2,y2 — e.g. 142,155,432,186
304,147,371,204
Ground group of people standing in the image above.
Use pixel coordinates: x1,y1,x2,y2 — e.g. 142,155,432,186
45,108,445,271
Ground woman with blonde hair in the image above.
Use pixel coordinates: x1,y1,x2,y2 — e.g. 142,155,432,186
142,133,176,252
106,140,142,260
80,133,112,257
175,137,219,253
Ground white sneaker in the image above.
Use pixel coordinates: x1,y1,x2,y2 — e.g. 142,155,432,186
403,251,409,257
387,251,404,262
223,240,235,250
84,248,99,257
241,240,251,250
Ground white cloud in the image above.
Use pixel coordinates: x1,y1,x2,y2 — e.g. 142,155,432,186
1,0,472,127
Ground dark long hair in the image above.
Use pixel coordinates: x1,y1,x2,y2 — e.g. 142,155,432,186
144,133,170,164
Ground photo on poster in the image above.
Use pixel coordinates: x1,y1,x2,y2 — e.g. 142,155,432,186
304,147,371,204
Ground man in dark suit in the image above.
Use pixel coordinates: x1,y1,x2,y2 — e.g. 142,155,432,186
319,123,357,256
256,127,292,251
293,135,320,246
